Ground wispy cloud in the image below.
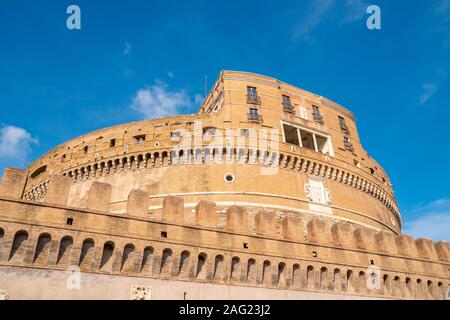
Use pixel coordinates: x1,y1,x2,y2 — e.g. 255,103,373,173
403,199,450,241
130,81,192,119
123,41,131,55
168,71,175,79
419,83,438,105
194,94,204,106
0,125,38,166
340,0,369,24
292,0,335,41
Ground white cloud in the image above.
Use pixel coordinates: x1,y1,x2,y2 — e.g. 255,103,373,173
194,94,204,105
403,199,450,241
130,81,192,119
292,0,335,41
341,0,369,24
419,83,438,105
168,71,175,78
123,41,131,55
0,125,38,164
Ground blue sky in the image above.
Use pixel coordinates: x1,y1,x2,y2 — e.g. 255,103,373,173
0,0,449,240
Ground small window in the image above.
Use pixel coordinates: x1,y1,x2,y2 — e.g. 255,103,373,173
224,173,235,183
243,243,249,249
134,135,146,143
299,129,315,151
282,95,293,113
30,165,47,179
66,218,73,226
61,154,66,163
283,124,300,146
312,106,324,123
248,108,261,122
161,231,167,238
312,251,318,258
370,168,376,174
247,86,257,96
109,139,116,148
339,116,350,133
83,146,88,154
171,131,181,140
344,136,354,152
246,86,259,104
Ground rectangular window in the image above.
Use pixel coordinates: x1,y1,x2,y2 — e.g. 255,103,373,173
299,129,315,151
339,116,350,133
312,106,324,123
283,124,300,146
281,121,334,156
109,139,116,148
282,95,293,113
344,136,354,152
171,131,181,139
83,146,88,154
247,86,259,104
133,135,146,143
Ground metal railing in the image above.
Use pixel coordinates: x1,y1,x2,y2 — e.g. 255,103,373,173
246,94,261,105
247,113,263,122
282,103,294,114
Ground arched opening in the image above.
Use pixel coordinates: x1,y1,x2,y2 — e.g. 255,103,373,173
100,241,115,271
246,258,255,283
383,274,391,295
196,252,208,279
333,268,342,291
358,271,366,292
230,257,241,281
56,236,73,265
406,277,413,296
141,246,154,272
178,250,190,277
307,265,315,288
320,267,329,290
346,270,354,290
33,233,52,264
278,262,287,287
214,255,224,280
9,230,28,261
262,260,271,285
292,264,300,288
121,244,135,272
160,248,173,275
79,238,95,268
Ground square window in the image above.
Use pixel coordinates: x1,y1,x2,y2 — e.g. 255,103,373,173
283,124,300,146
299,130,315,151
109,139,116,148
67,218,73,225
161,231,167,238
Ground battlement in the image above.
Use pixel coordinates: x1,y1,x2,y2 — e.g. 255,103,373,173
0,173,448,300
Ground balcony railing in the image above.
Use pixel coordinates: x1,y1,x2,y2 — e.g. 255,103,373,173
248,113,263,122
313,113,324,123
246,94,261,105
282,103,294,114
344,141,354,152
340,124,350,134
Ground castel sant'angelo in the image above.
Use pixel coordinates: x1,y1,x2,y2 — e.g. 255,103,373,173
0,71,448,300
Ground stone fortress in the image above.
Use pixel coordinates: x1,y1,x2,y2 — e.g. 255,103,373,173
0,70,448,300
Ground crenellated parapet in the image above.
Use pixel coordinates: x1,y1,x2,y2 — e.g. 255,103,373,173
0,177,448,300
